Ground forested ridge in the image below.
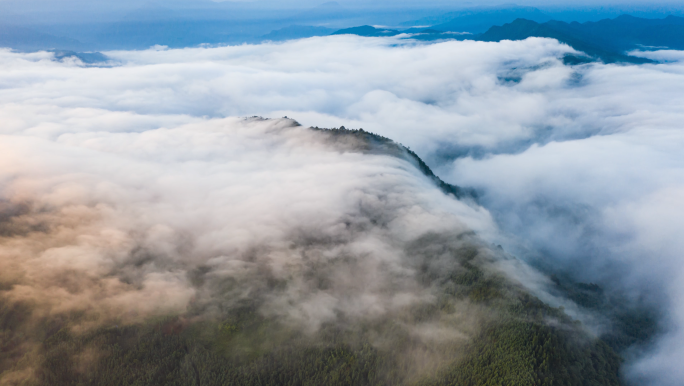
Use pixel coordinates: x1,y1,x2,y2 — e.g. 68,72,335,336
311,126,477,200
0,127,643,386
1,238,624,385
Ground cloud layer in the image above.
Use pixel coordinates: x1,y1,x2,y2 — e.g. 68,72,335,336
1,35,683,384
0,114,496,322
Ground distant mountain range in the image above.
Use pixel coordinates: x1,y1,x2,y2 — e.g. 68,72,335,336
331,25,400,38
402,4,552,33
261,25,334,42
1,0,683,64
0,24,84,51
330,15,684,64
476,18,650,64
479,15,684,62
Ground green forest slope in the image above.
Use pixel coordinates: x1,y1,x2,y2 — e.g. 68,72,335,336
0,127,636,386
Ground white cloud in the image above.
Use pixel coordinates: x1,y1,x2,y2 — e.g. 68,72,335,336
1,36,683,384
0,110,495,328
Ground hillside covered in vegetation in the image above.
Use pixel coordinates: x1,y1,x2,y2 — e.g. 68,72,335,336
0,125,640,386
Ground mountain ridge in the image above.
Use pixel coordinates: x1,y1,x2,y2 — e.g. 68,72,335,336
400,4,551,32
330,14,684,64
0,122,626,386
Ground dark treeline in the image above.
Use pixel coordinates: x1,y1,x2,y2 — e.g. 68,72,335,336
312,126,477,200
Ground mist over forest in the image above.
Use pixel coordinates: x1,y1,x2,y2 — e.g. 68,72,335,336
1,1,684,385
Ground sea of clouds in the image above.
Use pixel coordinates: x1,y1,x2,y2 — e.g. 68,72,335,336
1,35,683,384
